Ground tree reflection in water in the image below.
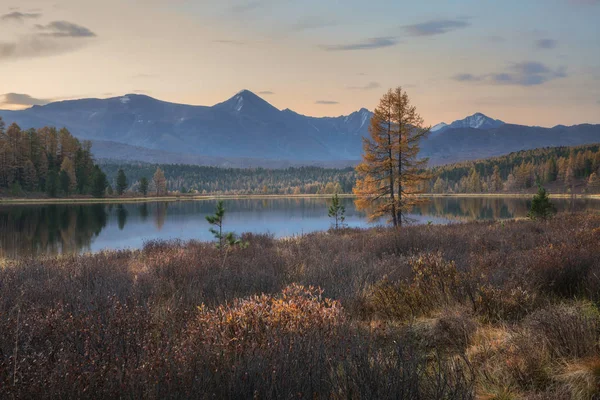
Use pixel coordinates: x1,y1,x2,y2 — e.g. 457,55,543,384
0,197,598,258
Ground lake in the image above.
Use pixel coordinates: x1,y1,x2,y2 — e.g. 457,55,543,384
1,196,599,258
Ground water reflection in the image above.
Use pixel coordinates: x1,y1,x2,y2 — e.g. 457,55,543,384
0,197,598,258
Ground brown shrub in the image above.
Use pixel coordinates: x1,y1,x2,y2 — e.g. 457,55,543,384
475,285,541,323
363,252,462,321
190,284,345,351
525,302,600,360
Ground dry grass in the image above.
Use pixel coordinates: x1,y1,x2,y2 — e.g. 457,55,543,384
1,212,600,398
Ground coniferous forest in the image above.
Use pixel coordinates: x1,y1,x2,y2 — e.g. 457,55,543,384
2,116,599,198
100,163,357,195
0,118,108,198
430,144,600,194
102,144,600,196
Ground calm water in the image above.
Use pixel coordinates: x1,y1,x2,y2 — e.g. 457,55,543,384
1,197,599,258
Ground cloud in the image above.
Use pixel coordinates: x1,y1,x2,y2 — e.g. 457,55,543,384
315,100,339,105
1,11,42,22
258,91,275,95
535,38,557,49
453,73,482,82
453,61,567,86
1,93,51,107
347,82,381,90
320,37,398,52
404,19,470,36
0,21,97,62
35,21,96,38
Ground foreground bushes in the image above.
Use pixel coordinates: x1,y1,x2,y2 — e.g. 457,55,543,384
1,213,600,398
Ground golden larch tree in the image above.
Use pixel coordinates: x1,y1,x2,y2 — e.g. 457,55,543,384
153,167,167,196
354,87,430,227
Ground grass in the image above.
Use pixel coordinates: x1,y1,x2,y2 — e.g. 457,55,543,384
1,212,600,398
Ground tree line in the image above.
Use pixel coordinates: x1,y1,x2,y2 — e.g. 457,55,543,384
429,144,600,194
0,118,108,197
100,163,356,195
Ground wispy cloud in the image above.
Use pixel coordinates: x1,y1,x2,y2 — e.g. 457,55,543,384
0,21,97,62
258,91,275,95
453,61,567,86
319,37,398,52
404,19,470,36
453,73,482,82
35,21,96,38
1,11,42,22
535,38,557,49
347,82,381,90
1,93,52,107
315,100,339,105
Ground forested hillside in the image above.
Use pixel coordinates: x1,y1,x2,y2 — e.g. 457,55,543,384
101,163,356,195
0,118,108,197
430,143,600,194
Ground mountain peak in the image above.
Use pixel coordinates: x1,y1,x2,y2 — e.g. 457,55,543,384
433,113,505,133
214,89,279,115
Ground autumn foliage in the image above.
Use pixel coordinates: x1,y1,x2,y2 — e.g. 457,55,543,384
1,213,600,398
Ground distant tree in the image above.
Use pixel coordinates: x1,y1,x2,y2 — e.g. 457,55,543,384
46,170,59,198
91,166,108,198
10,182,23,197
23,160,38,191
153,168,167,196
107,185,114,196
116,169,128,195
354,87,430,227
328,193,346,230
139,177,149,197
528,184,556,221
588,172,600,194
544,158,558,183
432,177,445,194
467,168,482,193
59,170,71,195
60,157,77,194
491,166,503,192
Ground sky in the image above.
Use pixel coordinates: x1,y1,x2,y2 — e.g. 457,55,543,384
0,0,599,127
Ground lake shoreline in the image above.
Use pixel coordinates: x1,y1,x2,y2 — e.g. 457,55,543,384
1,192,599,205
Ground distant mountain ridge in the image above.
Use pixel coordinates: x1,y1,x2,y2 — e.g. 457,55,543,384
0,91,372,163
431,113,505,134
1,91,599,167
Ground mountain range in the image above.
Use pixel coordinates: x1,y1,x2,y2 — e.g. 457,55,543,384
1,90,599,167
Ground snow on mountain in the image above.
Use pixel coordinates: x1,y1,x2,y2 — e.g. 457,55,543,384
432,113,504,133
431,122,448,132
